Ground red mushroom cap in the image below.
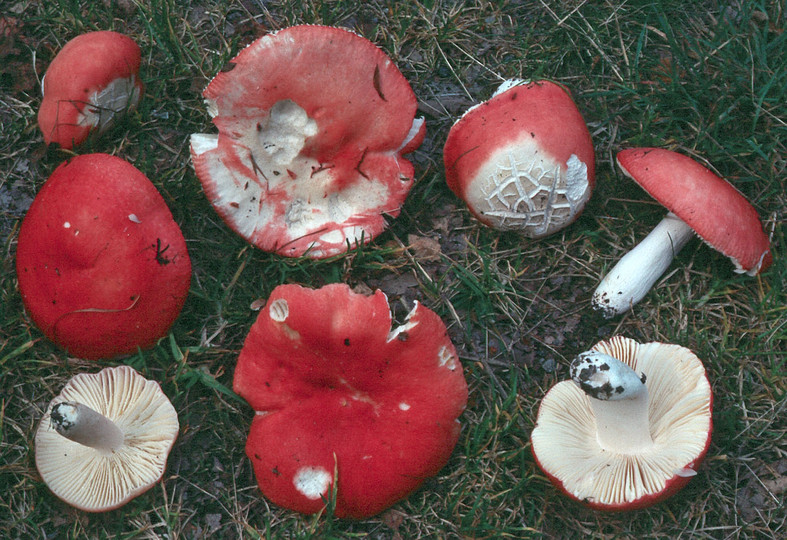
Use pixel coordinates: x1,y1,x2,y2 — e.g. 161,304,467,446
38,31,143,149
190,25,425,259
616,148,772,275
16,154,191,360
233,283,468,519
444,79,595,238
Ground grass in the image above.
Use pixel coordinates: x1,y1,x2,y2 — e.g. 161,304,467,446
1,0,785,538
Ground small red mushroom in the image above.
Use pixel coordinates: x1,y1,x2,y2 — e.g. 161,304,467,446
38,31,143,149
16,154,191,360
233,283,468,519
592,148,772,317
190,25,425,259
444,79,595,238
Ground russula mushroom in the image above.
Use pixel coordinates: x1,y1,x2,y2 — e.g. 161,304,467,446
38,31,143,149
16,153,191,360
531,335,713,511
35,365,179,512
592,148,772,317
233,283,468,518
190,25,425,259
443,79,595,238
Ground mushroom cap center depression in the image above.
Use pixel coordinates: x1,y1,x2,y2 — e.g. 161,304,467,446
191,98,392,248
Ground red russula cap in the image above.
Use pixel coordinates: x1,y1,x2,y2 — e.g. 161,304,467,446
444,79,595,238
531,336,713,511
16,154,191,360
190,25,425,259
617,148,772,275
38,31,143,149
233,283,468,519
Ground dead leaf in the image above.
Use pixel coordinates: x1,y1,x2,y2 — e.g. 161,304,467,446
407,233,442,262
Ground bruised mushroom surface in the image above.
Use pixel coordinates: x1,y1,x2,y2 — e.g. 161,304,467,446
233,284,468,519
16,154,191,360
38,31,143,149
35,365,179,512
190,25,425,258
531,336,712,511
444,79,595,238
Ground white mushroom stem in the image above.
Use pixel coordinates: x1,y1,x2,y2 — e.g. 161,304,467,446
570,351,652,453
592,212,694,318
50,402,124,453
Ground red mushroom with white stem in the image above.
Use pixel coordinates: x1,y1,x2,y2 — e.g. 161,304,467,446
531,336,713,511
443,79,595,238
38,31,143,149
233,283,468,519
592,148,772,318
190,25,425,259
15,153,191,360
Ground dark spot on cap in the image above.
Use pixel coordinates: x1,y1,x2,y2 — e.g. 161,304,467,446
344,338,351,346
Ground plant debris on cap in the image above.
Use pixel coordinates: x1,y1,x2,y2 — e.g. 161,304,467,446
190,25,426,259
233,283,468,519
592,147,772,317
16,154,191,360
35,365,179,512
444,79,595,238
531,335,713,511
38,31,143,149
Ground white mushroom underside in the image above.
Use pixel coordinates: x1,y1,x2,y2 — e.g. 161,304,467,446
76,76,141,133
531,340,711,506
191,99,393,257
465,138,590,238
35,366,179,512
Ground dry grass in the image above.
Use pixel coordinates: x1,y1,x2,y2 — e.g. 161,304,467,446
1,0,785,538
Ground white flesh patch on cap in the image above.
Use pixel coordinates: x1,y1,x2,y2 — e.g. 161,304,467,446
77,76,141,133
191,99,391,252
268,299,289,322
592,212,695,318
386,301,420,343
438,345,458,371
293,466,332,500
398,402,411,411
466,138,591,238
531,337,711,507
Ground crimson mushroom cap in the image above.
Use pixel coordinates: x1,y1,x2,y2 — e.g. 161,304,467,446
233,283,468,519
443,79,595,238
531,336,713,511
38,31,143,149
617,148,772,275
190,25,425,259
16,154,191,360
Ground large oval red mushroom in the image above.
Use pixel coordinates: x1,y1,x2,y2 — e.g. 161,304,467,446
190,25,426,259
233,283,468,519
38,31,143,149
592,148,772,317
444,79,595,238
531,336,713,511
16,154,191,360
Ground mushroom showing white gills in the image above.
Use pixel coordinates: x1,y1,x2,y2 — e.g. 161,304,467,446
592,148,772,317
35,365,179,512
531,335,712,511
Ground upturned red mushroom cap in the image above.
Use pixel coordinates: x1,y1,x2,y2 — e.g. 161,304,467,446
616,148,772,274
233,284,468,519
444,79,595,238
190,25,425,259
16,154,191,360
531,336,713,511
38,31,143,149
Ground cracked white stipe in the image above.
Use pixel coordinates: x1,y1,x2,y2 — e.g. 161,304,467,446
77,76,141,133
